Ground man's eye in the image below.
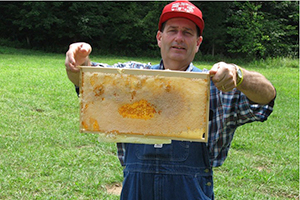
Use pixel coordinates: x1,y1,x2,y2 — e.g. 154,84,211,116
184,31,192,35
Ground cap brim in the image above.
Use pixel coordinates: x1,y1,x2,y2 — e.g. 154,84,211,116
159,12,204,34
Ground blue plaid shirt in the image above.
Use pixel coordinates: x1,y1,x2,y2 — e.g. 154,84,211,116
83,61,275,167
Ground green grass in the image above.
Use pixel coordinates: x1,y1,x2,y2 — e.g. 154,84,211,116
211,59,299,199
0,46,298,199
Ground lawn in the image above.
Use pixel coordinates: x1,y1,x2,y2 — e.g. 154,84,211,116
0,46,298,199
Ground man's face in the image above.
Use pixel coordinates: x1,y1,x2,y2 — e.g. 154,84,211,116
157,18,202,70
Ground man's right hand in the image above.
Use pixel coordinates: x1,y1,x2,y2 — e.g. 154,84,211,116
65,42,92,72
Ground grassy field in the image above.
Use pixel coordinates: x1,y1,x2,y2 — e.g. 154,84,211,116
0,46,298,199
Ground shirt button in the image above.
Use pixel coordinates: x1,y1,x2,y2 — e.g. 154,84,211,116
206,182,212,186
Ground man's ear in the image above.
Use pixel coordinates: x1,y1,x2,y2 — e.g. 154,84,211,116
198,36,203,46
195,36,203,53
156,31,162,48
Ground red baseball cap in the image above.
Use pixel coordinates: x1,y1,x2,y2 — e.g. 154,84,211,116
158,0,204,35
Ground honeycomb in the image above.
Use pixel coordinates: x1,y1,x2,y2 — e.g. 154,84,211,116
79,67,210,144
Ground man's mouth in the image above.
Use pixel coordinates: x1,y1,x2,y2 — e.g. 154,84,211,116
172,46,185,50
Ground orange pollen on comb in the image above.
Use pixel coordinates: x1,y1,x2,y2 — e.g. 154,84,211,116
92,119,100,131
118,99,157,120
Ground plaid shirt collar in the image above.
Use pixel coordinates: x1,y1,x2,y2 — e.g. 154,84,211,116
154,60,195,72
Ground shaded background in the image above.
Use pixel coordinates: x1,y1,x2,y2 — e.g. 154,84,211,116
0,1,298,60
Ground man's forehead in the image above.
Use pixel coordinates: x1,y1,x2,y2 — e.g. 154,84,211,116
165,18,197,29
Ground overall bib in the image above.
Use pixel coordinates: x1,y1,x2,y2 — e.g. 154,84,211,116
120,141,214,200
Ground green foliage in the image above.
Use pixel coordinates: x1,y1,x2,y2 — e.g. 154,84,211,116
249,56,299,69
226,1,299,59
199,2,232,56
226,2,267,58
0,1,298,59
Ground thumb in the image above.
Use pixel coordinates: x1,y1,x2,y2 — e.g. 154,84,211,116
73,43,92,66
80,43,92,56
209,63,220,76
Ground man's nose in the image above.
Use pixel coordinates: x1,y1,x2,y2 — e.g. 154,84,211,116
174,31,184,43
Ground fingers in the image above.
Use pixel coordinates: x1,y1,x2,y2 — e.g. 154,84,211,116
209,62,236,92
209,62,223,76
65,42,92,72
65,50,77,71
75,42,92,58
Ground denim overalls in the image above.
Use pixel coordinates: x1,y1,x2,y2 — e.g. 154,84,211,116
120,141,214,200
119,63,213,199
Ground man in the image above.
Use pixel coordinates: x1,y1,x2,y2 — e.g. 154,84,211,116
65,1,276,199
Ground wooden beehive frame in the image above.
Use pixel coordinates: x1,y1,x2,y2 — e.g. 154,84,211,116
79,66,210,144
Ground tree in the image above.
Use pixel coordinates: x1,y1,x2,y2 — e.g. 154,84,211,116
198,2,231,57
225,1,299,59
260,1,299,58
0,1,298,58
226,2,269,59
